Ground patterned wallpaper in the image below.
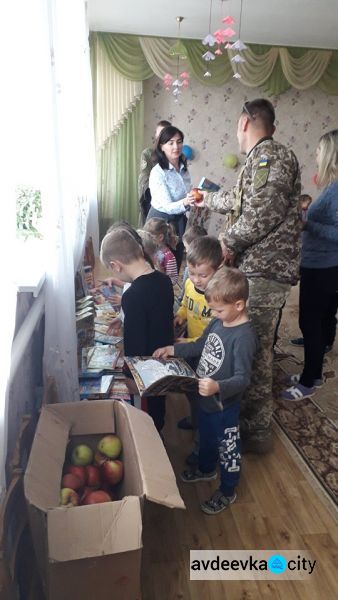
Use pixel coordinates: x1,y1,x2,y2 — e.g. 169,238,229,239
143,75,338,234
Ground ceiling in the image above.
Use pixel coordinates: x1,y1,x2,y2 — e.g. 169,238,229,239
87,0,338,50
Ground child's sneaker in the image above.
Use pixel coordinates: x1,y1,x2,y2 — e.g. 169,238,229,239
200,489,237,515
185,451,199,466
280,383,315,401
180,469,217,483
286,373,324,388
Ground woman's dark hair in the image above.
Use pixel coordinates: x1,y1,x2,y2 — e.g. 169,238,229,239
153,125,187,171
157,120,171,129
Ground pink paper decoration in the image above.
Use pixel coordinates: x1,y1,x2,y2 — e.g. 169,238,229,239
222,16,235,25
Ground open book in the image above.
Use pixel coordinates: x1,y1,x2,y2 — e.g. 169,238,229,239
124,356,198,396
198,176,220,192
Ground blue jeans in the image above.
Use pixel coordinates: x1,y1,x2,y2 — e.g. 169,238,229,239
198,403,241,497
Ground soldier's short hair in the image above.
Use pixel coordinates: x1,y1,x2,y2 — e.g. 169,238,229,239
242,99,275,134
186,236,223,270
205,267,249,304
317,129,338,187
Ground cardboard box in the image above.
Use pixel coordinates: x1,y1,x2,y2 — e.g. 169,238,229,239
24,400,185,599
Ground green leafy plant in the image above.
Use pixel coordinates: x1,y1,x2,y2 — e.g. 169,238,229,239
16,186,43,239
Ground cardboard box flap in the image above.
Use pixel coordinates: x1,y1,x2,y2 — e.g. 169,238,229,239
48,496,142,561
45,401,116,435
120,403,185,510
24,406,70,511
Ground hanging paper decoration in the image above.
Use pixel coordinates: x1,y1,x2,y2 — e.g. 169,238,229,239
182,145,194,160
204,71,212,78
231,54,246,63
202,51,216,61
223,153,239,169
202,33,217,47
163,17,190,102
231,39,248,51
222,15,235,26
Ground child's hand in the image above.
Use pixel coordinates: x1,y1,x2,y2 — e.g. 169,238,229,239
153,346,174,358
107,317,122,335
174,315,186,326
198,378,220,396
109,293,122,306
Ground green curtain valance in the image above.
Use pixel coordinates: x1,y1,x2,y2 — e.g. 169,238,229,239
91,32,338,96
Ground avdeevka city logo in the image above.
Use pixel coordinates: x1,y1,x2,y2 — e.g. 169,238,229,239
268,554,287,574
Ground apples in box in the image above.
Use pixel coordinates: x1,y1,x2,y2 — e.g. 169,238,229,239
24,400,185,600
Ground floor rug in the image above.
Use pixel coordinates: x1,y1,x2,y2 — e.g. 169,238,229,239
272,286,338,508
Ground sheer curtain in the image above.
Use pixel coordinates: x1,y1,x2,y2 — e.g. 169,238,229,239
42,0,97,402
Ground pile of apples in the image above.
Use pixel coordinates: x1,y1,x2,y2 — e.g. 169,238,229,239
60,434,124,507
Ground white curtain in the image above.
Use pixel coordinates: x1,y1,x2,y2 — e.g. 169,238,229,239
42,0,98,403
94,35,143,148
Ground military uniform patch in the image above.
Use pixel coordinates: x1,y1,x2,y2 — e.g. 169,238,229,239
254,158,270,189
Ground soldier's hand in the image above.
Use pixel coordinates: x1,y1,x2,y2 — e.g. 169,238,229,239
220,241,236,266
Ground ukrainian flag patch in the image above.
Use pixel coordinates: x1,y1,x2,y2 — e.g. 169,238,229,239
258,159,268,167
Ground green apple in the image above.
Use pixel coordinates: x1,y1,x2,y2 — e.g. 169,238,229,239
60,487,79,507
71,444,93,466
97,434,122,459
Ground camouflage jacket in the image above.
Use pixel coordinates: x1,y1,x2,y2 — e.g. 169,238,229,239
205,137,302,284
138,147,153,198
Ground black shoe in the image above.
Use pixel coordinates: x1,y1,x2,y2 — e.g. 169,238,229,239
177,416,193,430
289,337,304,347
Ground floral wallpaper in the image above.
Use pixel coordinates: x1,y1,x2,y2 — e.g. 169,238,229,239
143,76,338,235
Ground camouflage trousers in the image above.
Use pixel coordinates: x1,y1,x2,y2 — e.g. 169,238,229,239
240,277,291,441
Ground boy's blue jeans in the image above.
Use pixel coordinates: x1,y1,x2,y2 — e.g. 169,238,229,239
198,402,241,497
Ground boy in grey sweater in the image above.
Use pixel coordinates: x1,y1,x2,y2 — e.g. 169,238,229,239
154,268,258,514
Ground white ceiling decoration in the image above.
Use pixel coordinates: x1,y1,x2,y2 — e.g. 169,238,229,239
87,0,338,51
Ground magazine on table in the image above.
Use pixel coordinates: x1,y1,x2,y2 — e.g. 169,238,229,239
86,345,120,371
124,356,198,396
94,332,123,345
79,375,114,399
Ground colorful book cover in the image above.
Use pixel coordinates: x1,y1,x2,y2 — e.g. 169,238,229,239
198,177,220,192
87,345,120,371
79,375,114,399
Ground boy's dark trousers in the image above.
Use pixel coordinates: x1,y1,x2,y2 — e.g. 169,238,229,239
198,402,241,497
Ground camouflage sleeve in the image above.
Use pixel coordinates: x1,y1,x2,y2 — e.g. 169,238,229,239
204,187,237,214
138,148,152,197
222,152,300,253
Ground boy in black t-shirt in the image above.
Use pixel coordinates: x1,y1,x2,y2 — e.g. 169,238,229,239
100,226,174,432
154,268,258,514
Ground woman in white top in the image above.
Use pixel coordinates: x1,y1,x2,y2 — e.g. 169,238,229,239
147,125,192,270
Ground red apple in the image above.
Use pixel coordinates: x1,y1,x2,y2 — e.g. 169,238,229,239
80,486,91,504
94,451,108,467
191,188,203,203
85,465,101,489
61,473,82,491
97,434,122,459
60,487,79,507
101,459,124,486
101,482,116,500
71,444,93,466
81,490,111,505
64,465,87,487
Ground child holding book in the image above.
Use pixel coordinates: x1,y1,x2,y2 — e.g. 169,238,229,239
175,236,223,445
144,217,179,285
100,226,174,433
154,268,258,514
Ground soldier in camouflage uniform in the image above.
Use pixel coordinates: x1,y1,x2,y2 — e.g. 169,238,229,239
138,120,171,224
191,98,301,453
